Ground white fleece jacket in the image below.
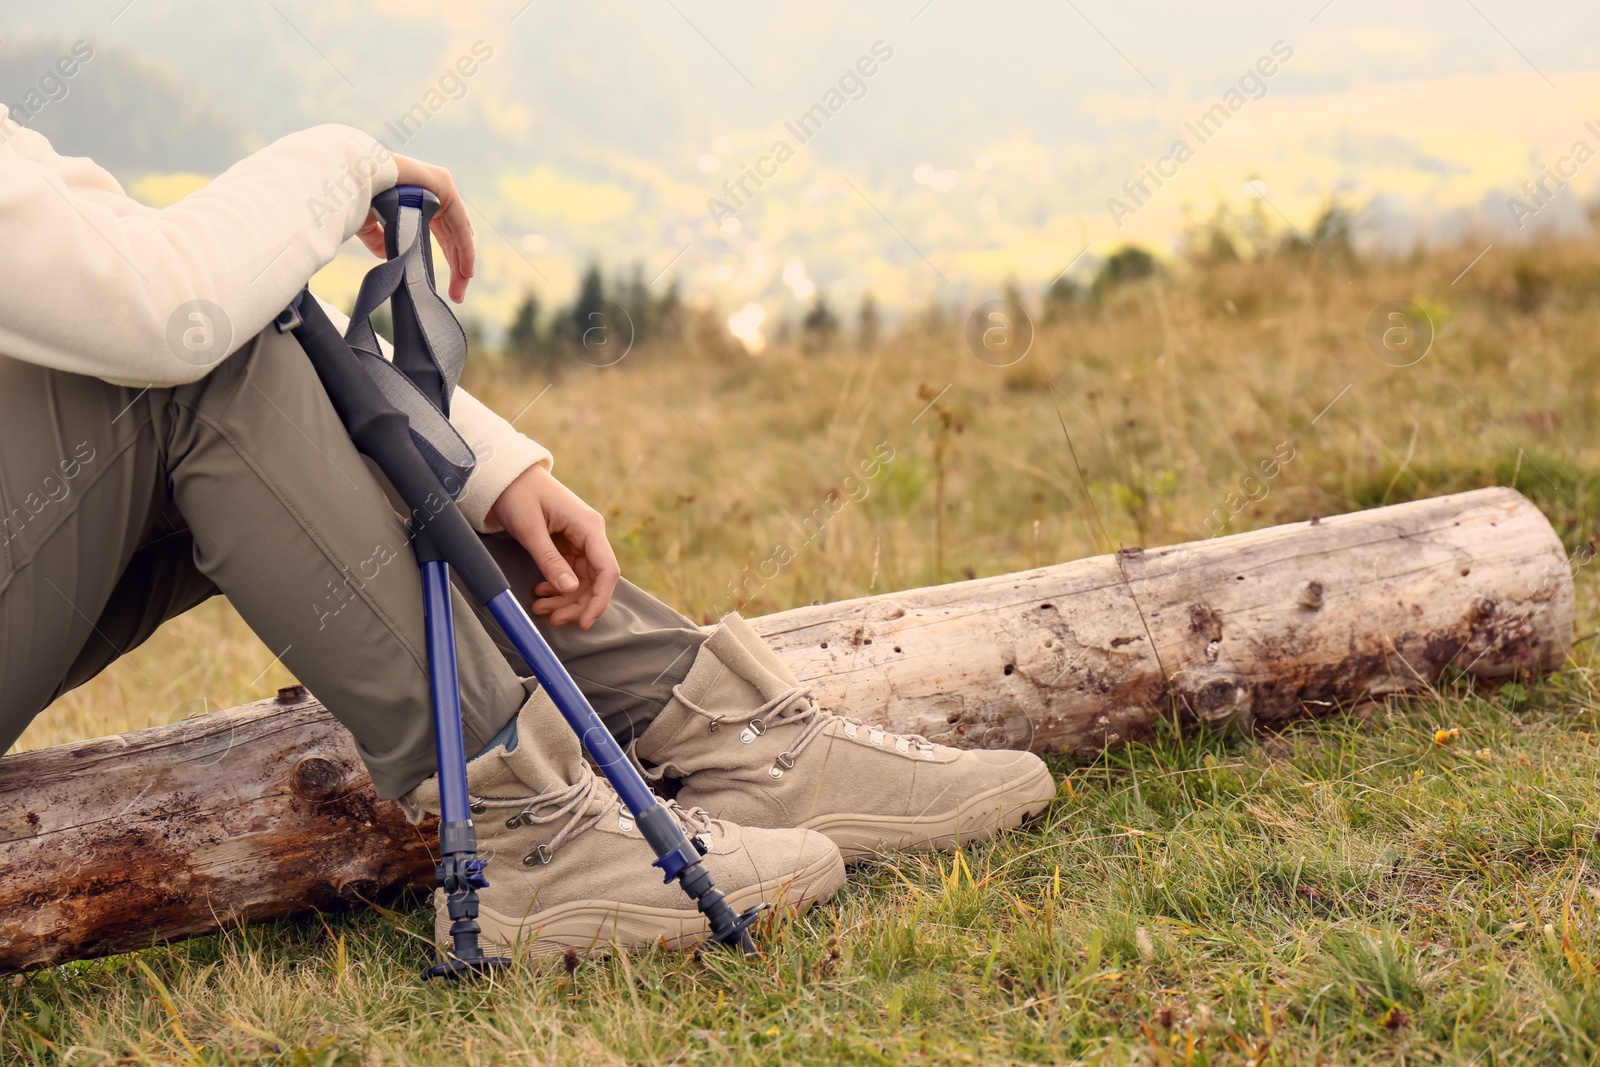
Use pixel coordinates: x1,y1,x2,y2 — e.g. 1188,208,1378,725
0,110,550,531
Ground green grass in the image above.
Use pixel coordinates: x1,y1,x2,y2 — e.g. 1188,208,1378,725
11,664,1600,1064
11,235,1600,1063
9,659,1600,1062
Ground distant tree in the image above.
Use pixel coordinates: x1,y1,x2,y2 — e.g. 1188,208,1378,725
571,264,605,345
507,291,541,356
1043,276,1078,323
1204,228,1241,264
0,39,249,173
546,265,609,361
857,293,881,351
1002,278,1027,318
1185,205,1243,265
617,263,650,347
1277,203,1357,264
801,295,839,355
653,278,683,343
1092,245,1158,297
506,290,559,374
1311,203,1357,261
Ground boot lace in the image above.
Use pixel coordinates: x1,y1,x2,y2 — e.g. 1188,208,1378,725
501,769,607,866
496,766,719,865
662,798,718,854
670,682,939,777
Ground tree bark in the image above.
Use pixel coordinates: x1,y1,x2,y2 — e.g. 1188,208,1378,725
0,487,1572,972
757,485,1572,754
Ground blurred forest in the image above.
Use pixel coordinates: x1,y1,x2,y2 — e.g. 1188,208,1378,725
0,37,250,171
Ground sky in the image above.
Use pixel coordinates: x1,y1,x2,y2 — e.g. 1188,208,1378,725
3,0,1600,343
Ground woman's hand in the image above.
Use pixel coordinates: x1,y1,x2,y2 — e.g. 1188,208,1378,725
355,155,476,302
489,464,621,629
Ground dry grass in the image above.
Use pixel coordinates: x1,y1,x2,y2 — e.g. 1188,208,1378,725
9,235,1600,1063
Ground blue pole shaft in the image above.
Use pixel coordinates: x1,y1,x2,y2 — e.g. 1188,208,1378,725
423,560,472,832
485,590,658,816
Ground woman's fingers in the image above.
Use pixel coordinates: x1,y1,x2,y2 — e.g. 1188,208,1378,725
530,540,613,628
531,589,588,626
491,466,623,628
551,513,617,630
432,195,475,304
380,156,476,301
418,164,474,303
579,536,621,629
356,209,386,258
519,520,580,600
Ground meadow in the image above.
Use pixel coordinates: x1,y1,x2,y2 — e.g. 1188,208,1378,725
8,226,1600,1064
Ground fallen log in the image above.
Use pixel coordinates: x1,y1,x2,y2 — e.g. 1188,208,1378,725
0,487,1572,971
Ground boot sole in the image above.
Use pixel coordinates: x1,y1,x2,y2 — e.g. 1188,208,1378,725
801,760,1057,863
464,847,847,960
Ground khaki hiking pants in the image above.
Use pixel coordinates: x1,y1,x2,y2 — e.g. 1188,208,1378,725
0,325,706,798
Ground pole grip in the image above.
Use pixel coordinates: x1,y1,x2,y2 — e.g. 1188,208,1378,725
372,185,440,258
369,185,451,414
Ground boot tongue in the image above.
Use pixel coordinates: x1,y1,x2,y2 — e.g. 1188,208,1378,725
395,750,526,822
480,680,590,797
398,682,592,817
462,747,536,801
720,613,805,687
448,693,593,805
693,613,803,706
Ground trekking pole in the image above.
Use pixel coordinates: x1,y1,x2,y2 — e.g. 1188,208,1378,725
274,186,762,979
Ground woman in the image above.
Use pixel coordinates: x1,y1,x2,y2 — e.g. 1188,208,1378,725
0,112,1054,957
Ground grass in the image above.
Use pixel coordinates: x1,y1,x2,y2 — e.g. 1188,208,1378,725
9,233,1600,1063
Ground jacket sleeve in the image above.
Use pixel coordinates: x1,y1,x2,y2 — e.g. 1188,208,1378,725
313,300,554,533
0,108,398,387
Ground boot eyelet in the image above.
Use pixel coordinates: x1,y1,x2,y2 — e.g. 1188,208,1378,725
768,765,784,779
921,746,936,760
506,814,522,829
618,817,635,832
843,722,859,739
739,719,767,744
895,737,911,754
869,728,885,746
470,801,487,815
776,752,795,769
523,844,552,866
708,714,724,733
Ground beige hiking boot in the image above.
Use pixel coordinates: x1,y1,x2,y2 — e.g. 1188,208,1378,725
633,614,1057,863
402,685,845,959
